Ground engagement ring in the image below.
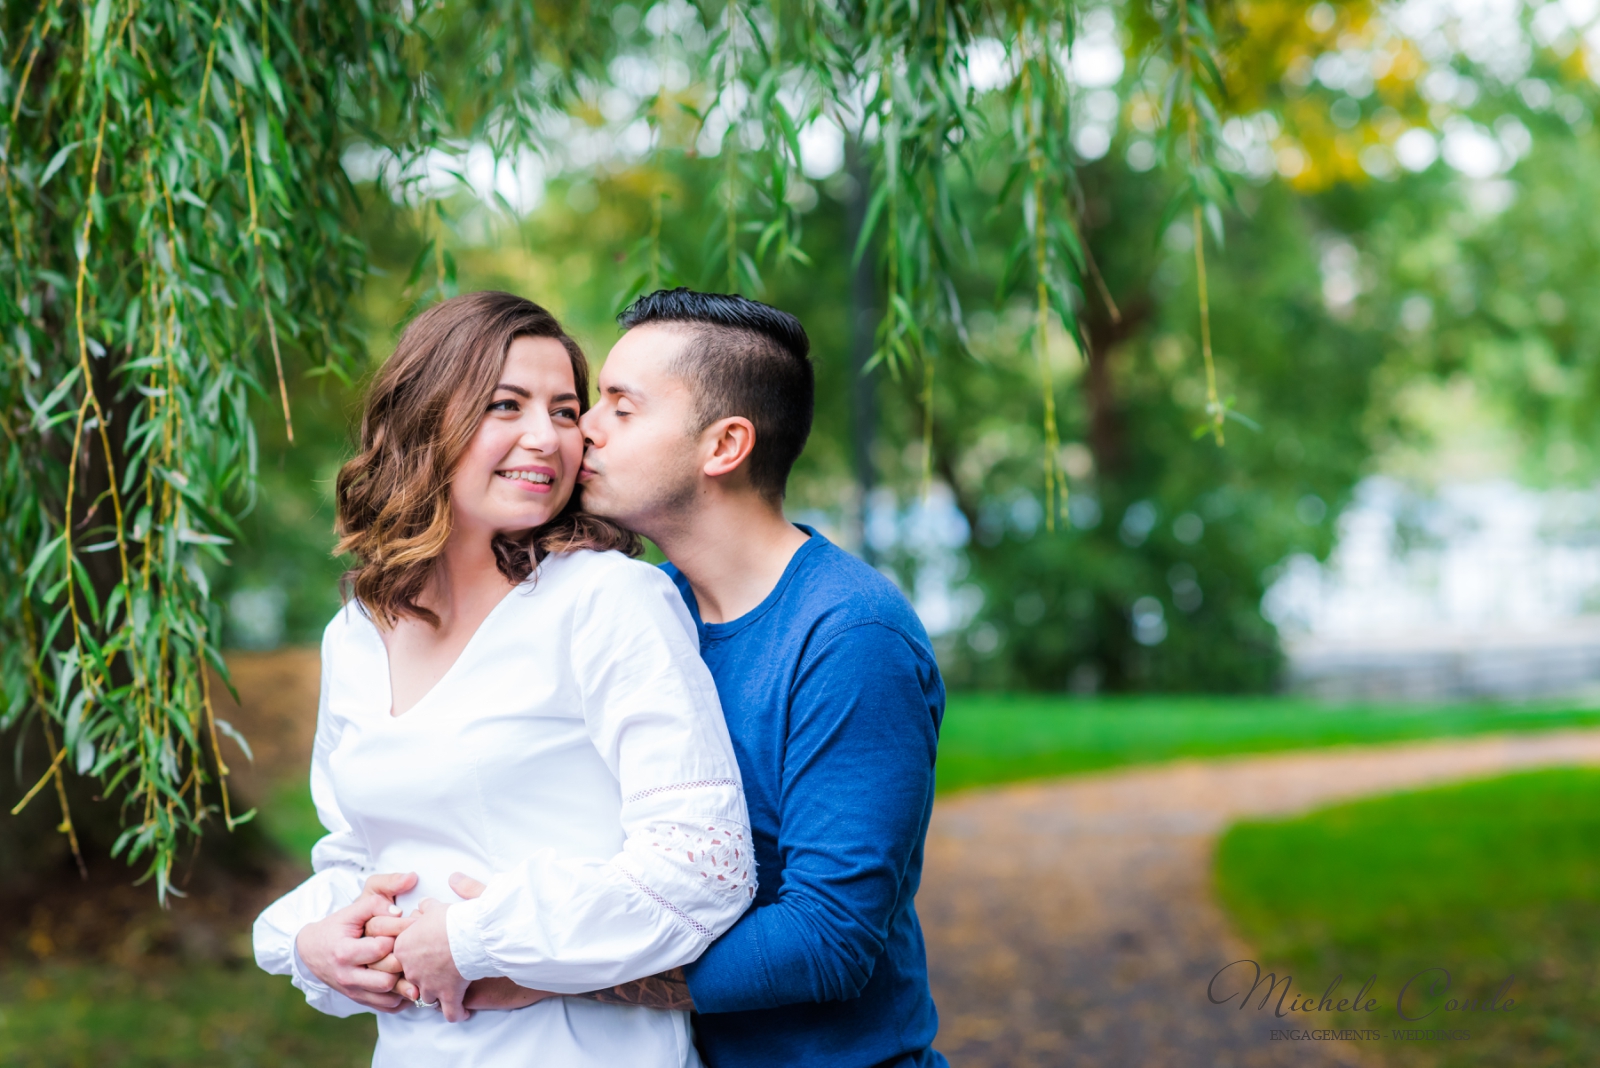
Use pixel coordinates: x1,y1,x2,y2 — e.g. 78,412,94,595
415,998,440,1010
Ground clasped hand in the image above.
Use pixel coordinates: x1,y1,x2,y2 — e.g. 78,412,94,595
294,871,555,1023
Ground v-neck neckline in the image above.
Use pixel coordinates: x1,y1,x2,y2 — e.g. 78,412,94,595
367,578,528,721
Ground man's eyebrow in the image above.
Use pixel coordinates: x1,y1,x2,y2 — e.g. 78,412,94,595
493,383,531,398
605,383,644,400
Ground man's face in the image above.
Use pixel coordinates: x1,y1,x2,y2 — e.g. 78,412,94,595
578,324,703,535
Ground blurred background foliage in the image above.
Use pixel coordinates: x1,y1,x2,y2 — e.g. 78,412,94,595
225,0,1600,698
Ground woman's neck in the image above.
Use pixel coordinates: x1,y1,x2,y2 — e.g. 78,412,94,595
419,524,516,631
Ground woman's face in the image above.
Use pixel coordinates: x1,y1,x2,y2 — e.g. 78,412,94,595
449,335,584,539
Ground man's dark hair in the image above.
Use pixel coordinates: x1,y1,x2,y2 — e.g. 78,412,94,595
618,287,814,501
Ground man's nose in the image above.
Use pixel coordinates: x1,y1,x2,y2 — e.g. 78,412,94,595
578,408,603,444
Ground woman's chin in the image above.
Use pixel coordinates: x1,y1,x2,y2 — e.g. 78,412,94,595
498,501,570,531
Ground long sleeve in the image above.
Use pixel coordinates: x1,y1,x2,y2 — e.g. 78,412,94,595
252,622,374,1018
446,560,754,993
683,620,942,1012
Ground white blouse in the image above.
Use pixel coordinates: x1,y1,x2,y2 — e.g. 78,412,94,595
253,550,755,1068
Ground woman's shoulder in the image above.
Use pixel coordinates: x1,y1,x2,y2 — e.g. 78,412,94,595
546,549,693,634
320,598,373,650
546,547,670,589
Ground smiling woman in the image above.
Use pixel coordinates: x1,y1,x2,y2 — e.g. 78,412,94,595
251,289,755,1067
334,291,637,627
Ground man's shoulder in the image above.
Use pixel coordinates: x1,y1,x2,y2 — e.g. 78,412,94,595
788,540,932,655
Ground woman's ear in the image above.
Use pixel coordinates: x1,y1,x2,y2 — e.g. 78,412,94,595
701,416,757,480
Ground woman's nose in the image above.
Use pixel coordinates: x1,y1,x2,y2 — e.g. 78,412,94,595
519,413,562,453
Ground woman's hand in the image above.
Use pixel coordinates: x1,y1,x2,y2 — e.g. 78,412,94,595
294,872,418,1013
393,896,472,1022
442,873,558,1011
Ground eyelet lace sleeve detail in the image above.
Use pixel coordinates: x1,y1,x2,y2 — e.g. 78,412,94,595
646,821,756,898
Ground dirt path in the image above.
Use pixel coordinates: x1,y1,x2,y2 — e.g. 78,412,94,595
919,729,1600,1068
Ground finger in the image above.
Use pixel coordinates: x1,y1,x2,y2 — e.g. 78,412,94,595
352,890,406,922
363,872,419,899
352,990,408,1013
414,897,442,914
368,953,404,975
363,916,413,938
439,989,470,1024
341,966,401,994
337,935,395,968
448,871,487,899
395,978,420,1002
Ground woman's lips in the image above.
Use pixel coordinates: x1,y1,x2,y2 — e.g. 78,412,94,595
496,468,556,492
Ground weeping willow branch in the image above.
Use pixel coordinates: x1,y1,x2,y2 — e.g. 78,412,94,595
1191,201,1221,444
1,0,389,900
1023,52,1065,528
1159,0,1234,444
241,109,295,446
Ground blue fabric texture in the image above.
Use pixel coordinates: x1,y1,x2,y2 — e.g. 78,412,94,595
667,527,948,1068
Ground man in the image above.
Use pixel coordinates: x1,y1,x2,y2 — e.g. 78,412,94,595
573,288,948,1067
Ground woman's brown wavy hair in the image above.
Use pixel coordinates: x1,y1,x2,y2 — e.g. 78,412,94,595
335,291,639,627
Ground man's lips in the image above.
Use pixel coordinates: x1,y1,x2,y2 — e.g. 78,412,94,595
578,464,598,482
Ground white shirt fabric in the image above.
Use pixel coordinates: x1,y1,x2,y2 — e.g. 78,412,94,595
252,549,755,1068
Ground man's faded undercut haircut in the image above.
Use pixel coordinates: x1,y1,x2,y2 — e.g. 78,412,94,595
617,287,814,502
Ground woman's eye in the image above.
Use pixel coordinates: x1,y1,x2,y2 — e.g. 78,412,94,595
553,407,579,421
488,399,519,412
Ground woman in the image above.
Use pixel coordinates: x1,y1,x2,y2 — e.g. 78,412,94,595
252,291,753,1068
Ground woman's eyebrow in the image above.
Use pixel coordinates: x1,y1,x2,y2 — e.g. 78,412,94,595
494,383,532,398
552,392,580,403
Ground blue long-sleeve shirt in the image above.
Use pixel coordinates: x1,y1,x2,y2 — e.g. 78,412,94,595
667,528,948,1068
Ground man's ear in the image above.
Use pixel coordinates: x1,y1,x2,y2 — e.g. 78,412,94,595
701,416,757,480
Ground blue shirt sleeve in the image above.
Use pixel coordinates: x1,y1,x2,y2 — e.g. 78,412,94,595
683,620,942,1012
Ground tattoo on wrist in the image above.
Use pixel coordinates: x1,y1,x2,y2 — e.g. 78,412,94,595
574,967,694,1012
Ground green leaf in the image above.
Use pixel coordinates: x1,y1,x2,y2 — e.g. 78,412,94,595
23,533,66,595
223,22,259,90
215,719,254,763
851,182,891,268
260,58,287,115
89,0,113,55
38,141,82,190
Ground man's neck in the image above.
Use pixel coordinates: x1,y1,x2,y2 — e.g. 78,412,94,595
654,495,811,625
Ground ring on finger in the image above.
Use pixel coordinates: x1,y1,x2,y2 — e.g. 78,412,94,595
415,997,440,1010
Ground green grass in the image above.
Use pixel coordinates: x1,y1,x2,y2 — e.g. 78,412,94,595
936,694,1600,792
0,961,376,1068
256,777,332,862
1214,768,1600,1068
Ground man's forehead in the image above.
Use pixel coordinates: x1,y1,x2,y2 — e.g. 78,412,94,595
603,324,693,387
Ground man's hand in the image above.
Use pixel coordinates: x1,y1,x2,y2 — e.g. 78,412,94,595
294,872,418,1013
393,895,471,1022
464,976,557,1010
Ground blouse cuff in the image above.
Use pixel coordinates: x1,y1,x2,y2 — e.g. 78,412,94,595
446,898,497,981
289,936,334,996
